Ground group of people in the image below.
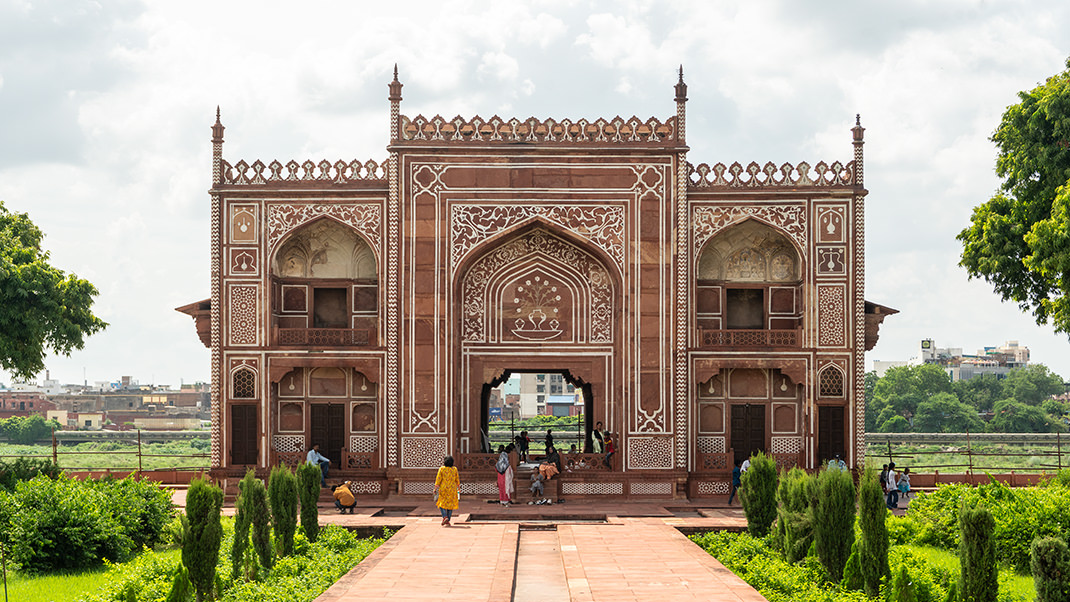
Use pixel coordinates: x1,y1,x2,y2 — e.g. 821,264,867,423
880,462,911,509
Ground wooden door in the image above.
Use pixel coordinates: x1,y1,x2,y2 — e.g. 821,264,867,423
310,404,345,465
817,406,846,465
230,405,258,465
730,404,766,466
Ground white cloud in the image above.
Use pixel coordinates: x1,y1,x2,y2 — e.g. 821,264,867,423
3,0,1070,386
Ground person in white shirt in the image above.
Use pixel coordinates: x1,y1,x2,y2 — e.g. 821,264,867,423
307,444,330,487
885,462,898,509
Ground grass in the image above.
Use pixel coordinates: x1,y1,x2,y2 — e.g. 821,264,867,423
867,442,1066,473
899,544,1035,602
1,552,180,602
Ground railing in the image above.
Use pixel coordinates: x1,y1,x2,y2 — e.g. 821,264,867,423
0,429,209,471
698,452,732,471
277,328,375,346
398,114,676,145
220,158,386,185
699,329,800,347
687,160,856,188
343,450,377,470
866,432,1067,474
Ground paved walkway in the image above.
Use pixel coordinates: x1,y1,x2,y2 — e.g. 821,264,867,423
313,505,766,602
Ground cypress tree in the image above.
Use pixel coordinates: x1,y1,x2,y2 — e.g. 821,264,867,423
297,462,322,543
776,467,816,563
165,564,194,602
815,464,856,582
268,465,299,557
245,470,273,570
858,467,889,598
1031,536,1070,602
183,477,223,602
959,503,998,602
841,541,864,591
892,565,918,602
740,452,778,537
230,470,254,580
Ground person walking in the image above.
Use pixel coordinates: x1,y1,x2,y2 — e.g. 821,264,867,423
728,460,742,505
435,455,460,526
306,444,330,487
885,462,899,509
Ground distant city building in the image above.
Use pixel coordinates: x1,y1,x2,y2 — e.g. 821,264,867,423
872,339,1031,381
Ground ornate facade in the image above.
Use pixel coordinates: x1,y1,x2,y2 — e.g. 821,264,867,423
180,69,893,498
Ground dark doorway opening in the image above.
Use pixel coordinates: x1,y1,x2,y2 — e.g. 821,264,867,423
817,405,846,465
231,404,258,465
479,370,594,455
730,404,765,466
310,403,345,465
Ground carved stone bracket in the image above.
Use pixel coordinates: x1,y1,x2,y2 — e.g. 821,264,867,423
694,358,807,387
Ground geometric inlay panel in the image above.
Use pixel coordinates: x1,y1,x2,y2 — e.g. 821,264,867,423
401,436,448,469
628,482,673,496
626,437,673,469
817,284,846,347
228,284,258,345
272,435,305,454
402,481,435,495
770,436,802,455
229,248,258,276
696,436,726,454
349,435,378,453
817,206,846,243
459,482,498,495
561,482,624,495
697,481,731,495
349,481,382,494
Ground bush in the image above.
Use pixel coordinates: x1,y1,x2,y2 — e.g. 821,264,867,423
297,463,321,543
0,456,60,491
858,467,890,597
245,472,273,570
268,465,299,557
741,452,778,538
184,477,223,602
83,521,388,602
814,466,856,582
1031,536,1070,602
959,503,998,602
0,474,174,572
0,415,59,444
775,467,815,563
908,479,1070,572
892,564,918,602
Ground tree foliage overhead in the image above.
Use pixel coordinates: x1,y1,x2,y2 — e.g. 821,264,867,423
0,201,107,380
959,58,1070,334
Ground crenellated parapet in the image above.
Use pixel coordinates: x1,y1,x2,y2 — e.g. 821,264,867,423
687,160,856,189
396,114,678,145
218,158,387,186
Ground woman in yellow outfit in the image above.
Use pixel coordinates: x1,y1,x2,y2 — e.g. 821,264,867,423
434,455,460,526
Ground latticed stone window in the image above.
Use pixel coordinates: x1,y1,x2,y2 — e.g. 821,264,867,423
818,367,844,398
232,368,256,399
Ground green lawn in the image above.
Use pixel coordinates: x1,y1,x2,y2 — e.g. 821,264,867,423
900,545,1035,602
0,441,209,471
2,551,180,602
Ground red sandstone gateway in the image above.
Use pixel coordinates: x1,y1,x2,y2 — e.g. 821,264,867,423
178,67,895,501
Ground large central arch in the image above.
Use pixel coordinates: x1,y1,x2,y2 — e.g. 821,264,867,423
454,224,624,458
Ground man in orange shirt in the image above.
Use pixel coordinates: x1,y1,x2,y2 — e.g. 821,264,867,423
333,482,356,514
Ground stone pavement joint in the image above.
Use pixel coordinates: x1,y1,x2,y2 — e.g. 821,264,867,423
314,509,767,602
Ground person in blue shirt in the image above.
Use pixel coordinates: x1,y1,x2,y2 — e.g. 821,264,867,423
728,460,742,505
307,444,330,487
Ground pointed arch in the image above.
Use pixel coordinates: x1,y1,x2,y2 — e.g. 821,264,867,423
696,218,803,282
271,216,377,279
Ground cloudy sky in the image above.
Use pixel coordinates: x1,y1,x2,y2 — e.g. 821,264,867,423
1,0,1069,388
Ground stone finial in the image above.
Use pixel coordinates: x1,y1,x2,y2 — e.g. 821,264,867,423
388,63,403,102
852,113,865,142
674,65,688,102
211,106,225,144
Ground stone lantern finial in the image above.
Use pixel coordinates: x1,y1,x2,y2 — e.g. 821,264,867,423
211,106,225,144
388,64,403,102
674,65,688,103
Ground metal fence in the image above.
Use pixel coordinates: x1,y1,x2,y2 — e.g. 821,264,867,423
0,429,210,471
866,432,1067,474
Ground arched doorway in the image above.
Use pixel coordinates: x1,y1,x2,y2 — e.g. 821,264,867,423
478,369,594,455
454,225,622,459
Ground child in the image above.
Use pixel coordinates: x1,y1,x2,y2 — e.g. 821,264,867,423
603,432,615,469
529,470,545,503
898,467,911,501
